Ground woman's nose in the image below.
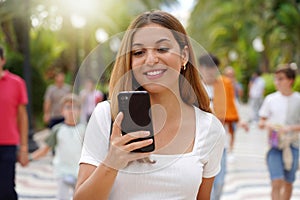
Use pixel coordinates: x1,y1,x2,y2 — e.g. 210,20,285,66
145,50,158,66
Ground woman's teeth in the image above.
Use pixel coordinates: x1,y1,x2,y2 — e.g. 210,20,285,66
146,70,163,76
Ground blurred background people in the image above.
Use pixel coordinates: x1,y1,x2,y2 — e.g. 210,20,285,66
31,93,86,200
199,53,240,200
223,66,249,151
0,46,29,200
79,78,104,124
248,70,265,123
43,71,71,128
224,66,244,103
258,64,300,200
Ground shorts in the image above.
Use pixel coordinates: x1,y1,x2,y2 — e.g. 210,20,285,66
267,146,299,183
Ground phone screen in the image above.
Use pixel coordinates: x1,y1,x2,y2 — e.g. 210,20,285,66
118,91,155,152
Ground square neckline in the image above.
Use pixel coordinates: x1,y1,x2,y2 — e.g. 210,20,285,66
151,106,198,158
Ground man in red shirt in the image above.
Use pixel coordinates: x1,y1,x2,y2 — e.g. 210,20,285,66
0,46,29,200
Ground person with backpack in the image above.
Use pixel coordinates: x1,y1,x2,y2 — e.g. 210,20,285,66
30,93,86,200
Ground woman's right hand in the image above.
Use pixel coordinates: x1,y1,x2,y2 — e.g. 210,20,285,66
103,112,153,170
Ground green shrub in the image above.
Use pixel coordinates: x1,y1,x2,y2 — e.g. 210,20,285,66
262,74,276,96
293,76,300,92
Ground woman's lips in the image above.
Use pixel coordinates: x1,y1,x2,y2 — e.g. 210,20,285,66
143,69,167,79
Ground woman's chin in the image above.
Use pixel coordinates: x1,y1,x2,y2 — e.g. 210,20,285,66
142,84,167,94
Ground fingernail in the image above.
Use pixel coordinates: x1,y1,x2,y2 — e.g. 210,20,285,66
147,139,153,143
141,131,150,136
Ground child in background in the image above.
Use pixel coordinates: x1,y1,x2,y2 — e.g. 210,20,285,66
30,93,86,200
258,63,300,200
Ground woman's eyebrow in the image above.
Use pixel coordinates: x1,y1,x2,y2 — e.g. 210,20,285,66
132,43,143,48
155,38,171,44
132,38,171,48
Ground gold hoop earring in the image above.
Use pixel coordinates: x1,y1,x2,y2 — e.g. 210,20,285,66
182,63,187,71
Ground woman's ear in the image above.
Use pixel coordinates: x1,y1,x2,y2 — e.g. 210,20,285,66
181,45,189,66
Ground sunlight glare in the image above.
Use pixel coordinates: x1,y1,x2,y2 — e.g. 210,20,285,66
61,0,97,16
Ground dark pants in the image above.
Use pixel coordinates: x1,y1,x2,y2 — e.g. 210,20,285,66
0,146,18,200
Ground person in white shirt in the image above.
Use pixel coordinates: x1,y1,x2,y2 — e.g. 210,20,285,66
31,94,86,200
74,10,225,200
248,70,265,123
258,64,300,200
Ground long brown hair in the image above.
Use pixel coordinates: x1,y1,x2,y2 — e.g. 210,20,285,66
109,10,211,118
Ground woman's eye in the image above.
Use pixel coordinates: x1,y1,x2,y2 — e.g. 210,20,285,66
132,50,144,57
157,47,169,53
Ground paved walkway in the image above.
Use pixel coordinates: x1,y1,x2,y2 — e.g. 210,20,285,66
16,104,300,199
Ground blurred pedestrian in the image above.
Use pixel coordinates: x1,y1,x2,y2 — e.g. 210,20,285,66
223,66,248,151
0,46,29,200
224,66,243,103
258,63,300,200
79,78,104,123
199,53,248,200
31,93,86,200
43,70,71,128
248,70,265,123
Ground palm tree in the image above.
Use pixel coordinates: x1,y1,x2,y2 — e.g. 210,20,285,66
188,0,300,98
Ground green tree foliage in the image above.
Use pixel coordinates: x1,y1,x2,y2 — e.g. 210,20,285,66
188,0,300,100
0,0,177,129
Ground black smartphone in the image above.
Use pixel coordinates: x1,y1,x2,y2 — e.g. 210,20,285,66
118,91,155,152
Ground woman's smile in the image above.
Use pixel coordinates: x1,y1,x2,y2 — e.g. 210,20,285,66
143,69,167,80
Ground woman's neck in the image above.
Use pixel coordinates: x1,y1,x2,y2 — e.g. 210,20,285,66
150,89,185,120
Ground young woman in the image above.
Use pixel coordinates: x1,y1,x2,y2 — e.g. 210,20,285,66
259,64,300,200
74,10,225,200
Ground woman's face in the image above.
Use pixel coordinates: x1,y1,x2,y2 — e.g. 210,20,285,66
130,23,188,94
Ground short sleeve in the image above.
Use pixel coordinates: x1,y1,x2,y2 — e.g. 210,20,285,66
45,128,58,148
202,116,226,178
18,77,28,105
259,95,271,118
79,101,111,166
44,85,53,101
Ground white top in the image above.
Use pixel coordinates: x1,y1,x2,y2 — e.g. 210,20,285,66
80,101,225,200
249,76,265,98
259,91,300,147
50,123,86,177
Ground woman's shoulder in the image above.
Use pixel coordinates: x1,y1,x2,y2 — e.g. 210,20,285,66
194,106,216,120
194,107,225,156
94,100,111,113
194,107,224,134
91,100,112,127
